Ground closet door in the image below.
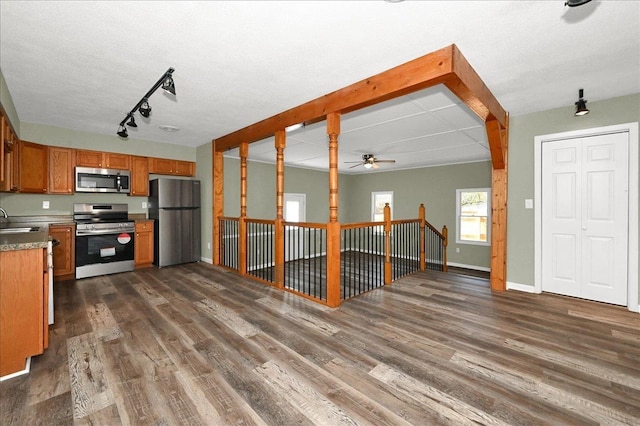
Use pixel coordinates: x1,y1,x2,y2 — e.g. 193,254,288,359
542,132,628,305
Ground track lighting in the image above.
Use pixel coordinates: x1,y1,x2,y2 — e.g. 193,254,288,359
574,88,590,116
126,114,137,127
139,100,152,118
117,125,128,138
162,75,176,95
116,67,175,138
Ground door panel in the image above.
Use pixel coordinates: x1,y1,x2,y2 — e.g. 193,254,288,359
542,132,629,305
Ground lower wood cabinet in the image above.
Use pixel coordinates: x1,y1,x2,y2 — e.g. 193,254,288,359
0,247,49,377
135,220,154,269
49,223,75,281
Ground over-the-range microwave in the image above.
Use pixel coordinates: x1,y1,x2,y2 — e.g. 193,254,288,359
75,167,131,193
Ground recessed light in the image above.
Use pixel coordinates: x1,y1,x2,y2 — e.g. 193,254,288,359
159,125,180,133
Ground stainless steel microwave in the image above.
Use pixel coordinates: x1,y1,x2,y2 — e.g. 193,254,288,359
75,167,131,193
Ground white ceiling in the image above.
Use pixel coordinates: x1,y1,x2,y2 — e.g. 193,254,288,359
1,1,638,174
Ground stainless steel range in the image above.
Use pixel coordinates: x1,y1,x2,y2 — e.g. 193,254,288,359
74,203,135,279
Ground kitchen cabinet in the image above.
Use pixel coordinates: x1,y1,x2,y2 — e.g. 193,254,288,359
48,146,75,194
135,220,154,269
1,118,19,192
130,155,149,196
0,247,49,377
49,223,75,281
18,141,49,193
148,157,195,176
76,149,130,169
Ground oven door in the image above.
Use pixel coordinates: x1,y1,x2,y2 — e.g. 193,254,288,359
75,231,135,279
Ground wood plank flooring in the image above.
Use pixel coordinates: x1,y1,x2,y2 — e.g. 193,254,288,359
1,263,639,425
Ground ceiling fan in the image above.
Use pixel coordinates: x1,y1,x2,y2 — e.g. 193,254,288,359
345,154,396,169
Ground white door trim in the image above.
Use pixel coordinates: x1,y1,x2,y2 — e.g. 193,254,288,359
534,122,639,313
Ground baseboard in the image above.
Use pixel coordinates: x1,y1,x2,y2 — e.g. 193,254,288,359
506,281,538,293
200,257,213,264
447,262,490,272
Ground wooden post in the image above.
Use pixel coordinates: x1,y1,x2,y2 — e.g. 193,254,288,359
326,113,341,306
212,148,224,266
274,131,285,288
419,203,426,271
238,143,248,275
384,203,392,284
487,114,508,291
442,225,448,272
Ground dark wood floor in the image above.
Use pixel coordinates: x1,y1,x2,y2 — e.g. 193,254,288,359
2,263,639,425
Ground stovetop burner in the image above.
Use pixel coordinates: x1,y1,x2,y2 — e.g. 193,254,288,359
73,203,134,233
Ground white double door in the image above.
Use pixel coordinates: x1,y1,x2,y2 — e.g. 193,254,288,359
542,131,629,305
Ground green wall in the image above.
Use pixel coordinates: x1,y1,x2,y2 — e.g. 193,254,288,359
507,93,640,292
221,157,492,269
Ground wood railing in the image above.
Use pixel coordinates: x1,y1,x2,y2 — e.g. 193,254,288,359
216,204,447,306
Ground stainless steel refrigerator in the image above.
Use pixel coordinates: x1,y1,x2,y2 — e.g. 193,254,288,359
149,178,201,267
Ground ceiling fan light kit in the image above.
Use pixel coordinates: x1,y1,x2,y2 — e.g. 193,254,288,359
345,153,396,170
117,67,176,138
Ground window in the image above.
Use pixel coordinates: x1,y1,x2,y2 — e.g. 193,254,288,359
456,188,490,245
372,191,393,224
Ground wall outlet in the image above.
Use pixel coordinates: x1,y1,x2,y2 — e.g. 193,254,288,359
525,199,534,209
456,247,460,253
207,242,211,250
142,202,148,209
42,200,50,209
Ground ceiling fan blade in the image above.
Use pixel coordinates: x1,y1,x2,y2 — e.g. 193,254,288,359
344,161,364,163
375,160,396,163
372,162,379,169
349,163,364,169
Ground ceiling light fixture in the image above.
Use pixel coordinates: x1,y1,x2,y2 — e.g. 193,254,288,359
565,0,592,6
285,123,304,133
574,88,590,116
117,67,176,138
126,114,137,128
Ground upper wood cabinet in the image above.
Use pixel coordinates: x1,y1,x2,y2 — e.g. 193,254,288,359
48,146,75,194
130,155,149,196
148,157,195,176
76,149,130,169
1,116,19,192
18,140,48,193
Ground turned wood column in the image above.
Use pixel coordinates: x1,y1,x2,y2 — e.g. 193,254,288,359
384,203,392,285
274,130,285,288
326,113,341,307
419,203,426,271
239,142,248,275
213,147,224,266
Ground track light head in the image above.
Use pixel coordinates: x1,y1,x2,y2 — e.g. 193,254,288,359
126,115,137,127
117,125,128,138
574,88,590,116
162,76,176,95
139,100,152,118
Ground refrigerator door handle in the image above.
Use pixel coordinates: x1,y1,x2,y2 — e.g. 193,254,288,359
159,206,199,211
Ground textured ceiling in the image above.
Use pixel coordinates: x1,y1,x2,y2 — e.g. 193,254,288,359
1,1,638,174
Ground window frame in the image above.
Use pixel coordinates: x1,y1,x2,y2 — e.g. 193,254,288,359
456,188,491,246
371,191,393,233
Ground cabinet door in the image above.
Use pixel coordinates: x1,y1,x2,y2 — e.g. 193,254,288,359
1,116,5,185
174,160,195,176
76,149,103,167
48,146,75,194
105,153,130,169
135,221,154,268
19,140,48,193
49,224,75,279
130,155,149,196
148,157,174,174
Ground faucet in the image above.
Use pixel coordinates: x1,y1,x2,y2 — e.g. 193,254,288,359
0,207,7,219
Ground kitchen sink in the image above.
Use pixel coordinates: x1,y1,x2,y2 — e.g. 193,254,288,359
0,227,41,234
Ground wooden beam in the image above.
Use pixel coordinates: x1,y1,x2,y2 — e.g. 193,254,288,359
213,45,455,152
447,45,508,127
212,148,224,266
485,119,505,170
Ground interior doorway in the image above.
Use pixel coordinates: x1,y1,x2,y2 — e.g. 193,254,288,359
284,193,306,261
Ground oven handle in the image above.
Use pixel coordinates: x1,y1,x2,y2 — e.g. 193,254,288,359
76,228,135,236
